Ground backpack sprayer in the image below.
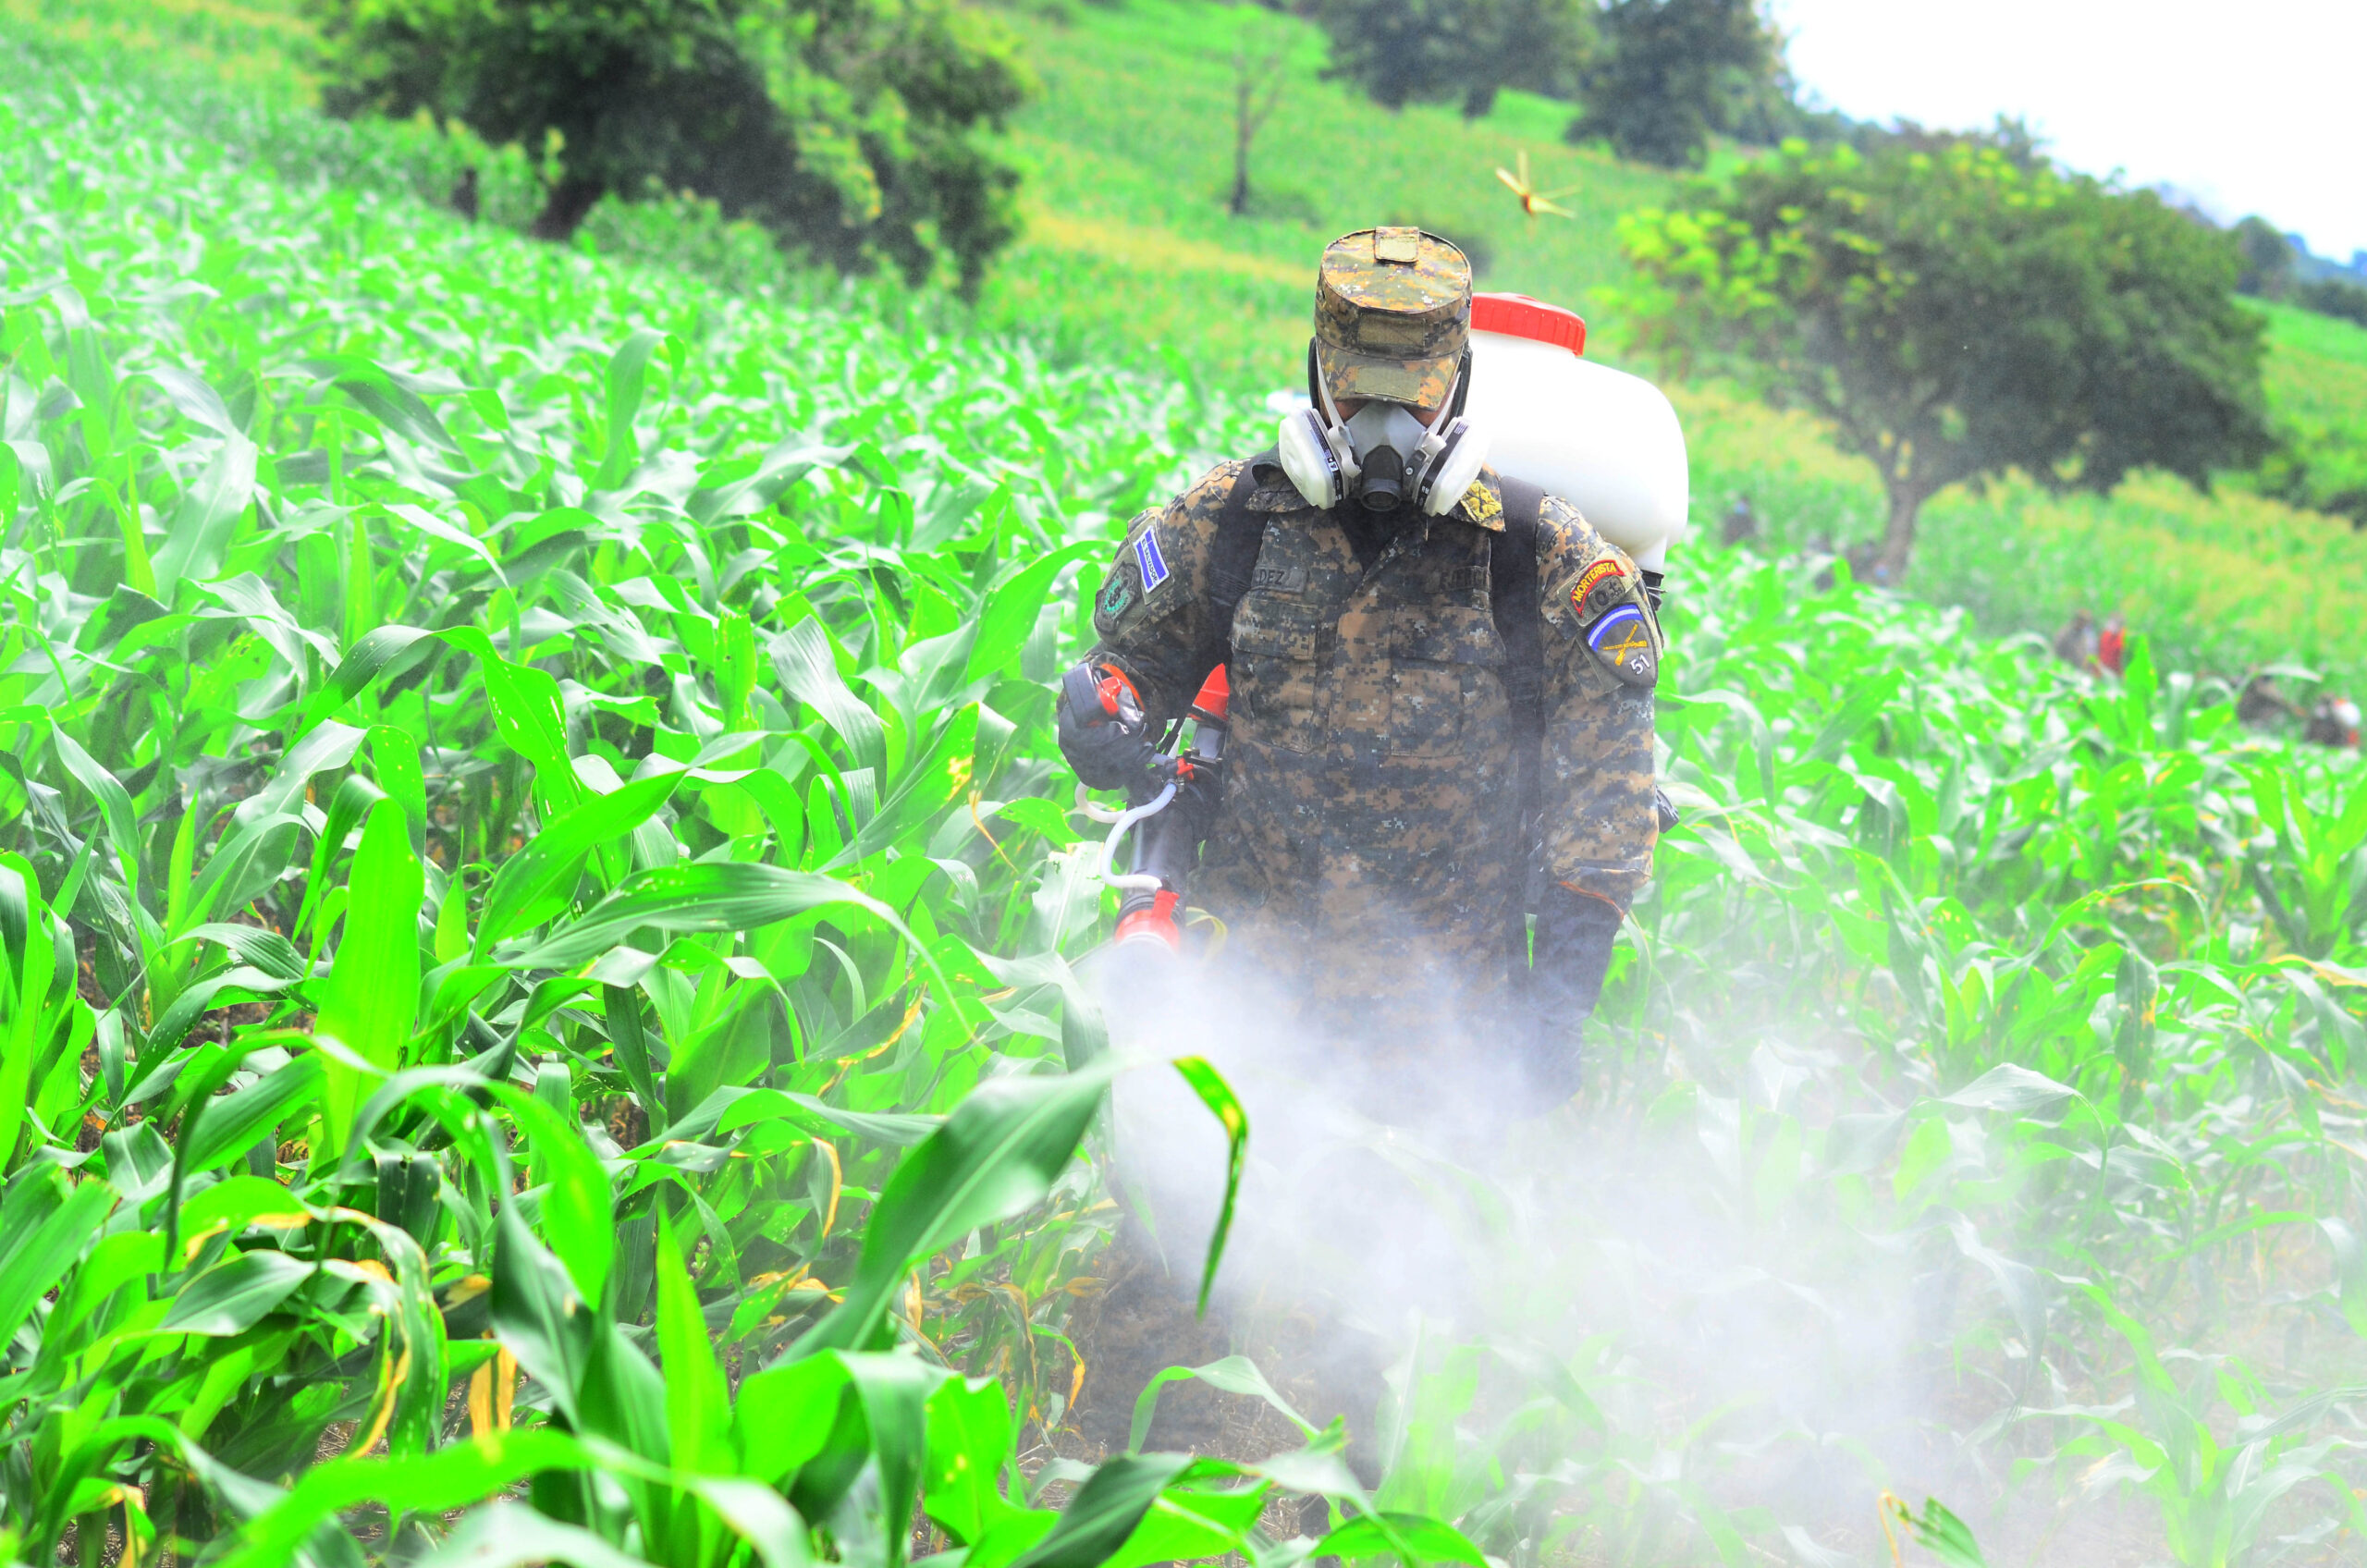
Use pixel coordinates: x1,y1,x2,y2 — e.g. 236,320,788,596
1074,666,1233,952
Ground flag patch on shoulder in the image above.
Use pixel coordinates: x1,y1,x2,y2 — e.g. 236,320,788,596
1586,603,1657,687
1134,530,1171,594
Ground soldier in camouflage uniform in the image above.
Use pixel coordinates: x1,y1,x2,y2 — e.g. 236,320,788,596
1058,227,1662,1112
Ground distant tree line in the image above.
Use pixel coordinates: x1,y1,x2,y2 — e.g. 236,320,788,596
1307,0,1845,168
2233,217,2367,330
304,0,1035,294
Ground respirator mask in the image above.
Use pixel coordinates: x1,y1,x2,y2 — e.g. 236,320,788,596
1275,340,1489,516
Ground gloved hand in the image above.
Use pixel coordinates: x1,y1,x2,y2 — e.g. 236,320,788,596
1513,885,1625,1105
1057,660,1171,795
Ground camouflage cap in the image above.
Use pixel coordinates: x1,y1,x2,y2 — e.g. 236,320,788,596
1313,227,1472,411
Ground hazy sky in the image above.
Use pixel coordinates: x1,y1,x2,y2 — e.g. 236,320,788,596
1768,0,2366,263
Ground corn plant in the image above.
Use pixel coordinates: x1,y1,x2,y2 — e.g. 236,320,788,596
0,36,1489,1568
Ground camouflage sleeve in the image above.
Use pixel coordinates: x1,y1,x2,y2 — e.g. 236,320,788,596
1085,459,1244,724
1532,494,1662,912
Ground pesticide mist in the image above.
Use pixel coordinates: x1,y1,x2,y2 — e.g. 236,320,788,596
1083,557,2367,1566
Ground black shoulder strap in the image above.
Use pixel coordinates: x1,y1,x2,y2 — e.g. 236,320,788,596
1490,477,1546,734
1491,478,1550,948
1199,451,1276,674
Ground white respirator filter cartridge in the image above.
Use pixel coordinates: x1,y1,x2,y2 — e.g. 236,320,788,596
1277,406,1352,509
1415,417,1489,515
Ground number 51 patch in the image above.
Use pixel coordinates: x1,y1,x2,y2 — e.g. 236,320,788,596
1586,603,1657,687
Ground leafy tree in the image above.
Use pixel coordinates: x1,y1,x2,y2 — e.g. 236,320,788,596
1568,0,1779,167
2233,215,2299,299
307,0,1034,292
1310,0,1590,118
2296,276,2367,330
1226,12,1292,215
1624,131,2274,579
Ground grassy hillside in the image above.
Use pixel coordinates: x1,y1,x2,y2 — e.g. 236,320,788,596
2256,300,2367,519
977,0,1667,384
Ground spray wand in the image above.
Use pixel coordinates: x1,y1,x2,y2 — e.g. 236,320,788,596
1075,665,1232,951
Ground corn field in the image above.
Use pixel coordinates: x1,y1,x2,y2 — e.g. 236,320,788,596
5,22,2367,1568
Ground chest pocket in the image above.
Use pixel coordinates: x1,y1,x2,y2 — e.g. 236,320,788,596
1385,604,1504,756
1231,591,1332,754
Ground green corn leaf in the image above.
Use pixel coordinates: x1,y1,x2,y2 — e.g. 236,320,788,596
413,1504,652,1568
654,1210,730,1474
841,1351,941,1568
706,1085,940,1146
794,1063,1117,1355
1310,1511,1490,1568
475,768,685,955
490,1200,595,1427
1128,1355,1312,1456
179,1055,323,1176
1938,1063,2082,1116
1889,1496,1990,1568
141,365,239,437
926,1376,1026,1546
162,1248,313,1335
494,1084,615,1305
965,543,1101,683
307,354,458,452
1098,1485,1269,1568
313,798,423,1160
172,922,306,982
0,856,68,1172
48,728,142,901
143,965,290,1058
733,1353,854,1488
1169,1055,1247,1317
181,812,306,938
601,983,665,1130
210,1433,601,1568
152,430,256,602
595,328,666,489
499,860,911,972
681,1476,814,1568
0,1166,117,1341
1000,1452,1199,1568
770,615,888,775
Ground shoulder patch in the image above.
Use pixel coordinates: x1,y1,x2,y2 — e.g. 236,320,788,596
1134,528,1171,594
1091,548,1142,637
1570,556,1628,624
1094,557,1138,629
1456,477,1504,530
1094,511,1176,638
1586,603,1658,687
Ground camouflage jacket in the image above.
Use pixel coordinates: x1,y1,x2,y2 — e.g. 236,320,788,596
1086,457,1662,1032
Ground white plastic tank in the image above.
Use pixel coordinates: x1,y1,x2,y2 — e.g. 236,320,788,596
1463,293,1690,572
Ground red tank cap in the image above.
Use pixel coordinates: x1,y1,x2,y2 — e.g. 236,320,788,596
1471,293,1587,356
